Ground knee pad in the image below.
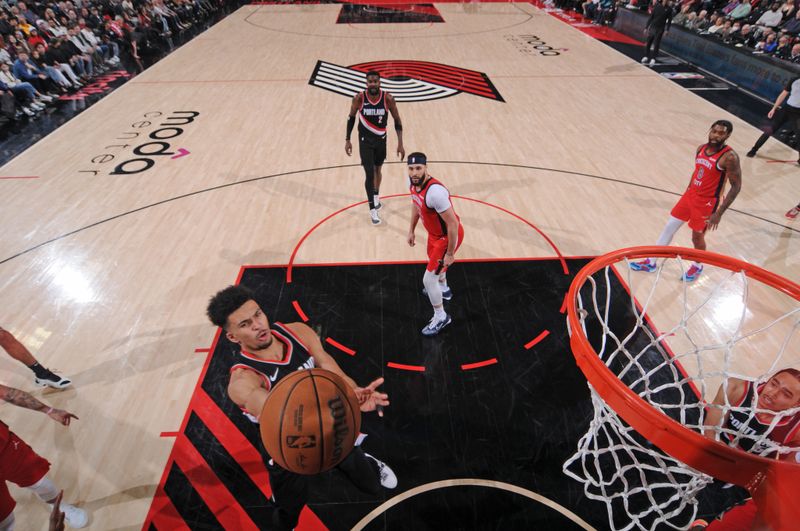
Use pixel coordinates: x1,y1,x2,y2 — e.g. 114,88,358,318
423,270,442,306
26,476,59,502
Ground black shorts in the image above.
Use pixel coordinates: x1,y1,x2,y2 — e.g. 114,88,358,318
359,135,387,169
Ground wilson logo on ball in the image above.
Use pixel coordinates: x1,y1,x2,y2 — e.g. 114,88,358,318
286,435,317,449
329,395,350,463
309,59,505,102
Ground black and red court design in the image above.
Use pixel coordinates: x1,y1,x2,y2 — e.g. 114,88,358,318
309,60,505,102
337,3,444,23
143,258,745,530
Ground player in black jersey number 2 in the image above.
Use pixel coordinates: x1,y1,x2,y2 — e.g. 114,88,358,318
346,70,405,226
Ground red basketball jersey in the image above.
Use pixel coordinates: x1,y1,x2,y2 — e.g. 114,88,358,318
410,177,460,239
688,144,732,198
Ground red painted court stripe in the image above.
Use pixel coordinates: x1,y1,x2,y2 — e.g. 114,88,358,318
195,348,210,353
559,292,569,314
292,300,309,322
172,436,259,531
387,362,426,372
0,175,39,180
160,431,179,437
192,388,272,500
765,159,798,163
147,485,191,531
461,358,498,370
325,337,355,355
524,330,550,350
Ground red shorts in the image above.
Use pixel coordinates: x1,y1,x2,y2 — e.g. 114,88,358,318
426,224,465,272
0,431,51,520
671,192,719,233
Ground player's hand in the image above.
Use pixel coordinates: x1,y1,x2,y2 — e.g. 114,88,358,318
49,491,65,531
397,144,405,161
442,252,455,268
48,408,79,426
407,231,415,247
768,109,775,119
706,211,722,231
354,378,389,416
345,140,352,156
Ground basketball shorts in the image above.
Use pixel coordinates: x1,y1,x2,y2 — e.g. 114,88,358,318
426,224,465,273
671,192,718,233
706,498,757,531
358,135,387,168
0,431,51,520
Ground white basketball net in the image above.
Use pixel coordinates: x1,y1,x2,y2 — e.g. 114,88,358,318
563,254,800,531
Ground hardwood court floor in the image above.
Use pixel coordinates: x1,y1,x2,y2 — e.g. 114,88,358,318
0,2,797,529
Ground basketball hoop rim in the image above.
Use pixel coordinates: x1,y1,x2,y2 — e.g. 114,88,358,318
566,246,800,522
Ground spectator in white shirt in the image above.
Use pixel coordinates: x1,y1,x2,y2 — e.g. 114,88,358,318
755,3,784,29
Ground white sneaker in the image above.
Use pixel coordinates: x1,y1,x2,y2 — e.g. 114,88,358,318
31,102,45,110
370,208,382,226
649,58,656,66
364,453,397,489
51,503,88,528
22,107,34,116
39,94,54,102
421,313,452,336
641,56,648,63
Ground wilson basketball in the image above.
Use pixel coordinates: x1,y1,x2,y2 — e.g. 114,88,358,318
259,368,361,475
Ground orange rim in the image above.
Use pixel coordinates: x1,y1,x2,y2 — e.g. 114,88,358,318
566,246,800,530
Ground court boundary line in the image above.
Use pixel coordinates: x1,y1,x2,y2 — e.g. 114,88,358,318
2,160,796,266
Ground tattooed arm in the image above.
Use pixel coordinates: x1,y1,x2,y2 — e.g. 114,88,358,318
0,383,79,426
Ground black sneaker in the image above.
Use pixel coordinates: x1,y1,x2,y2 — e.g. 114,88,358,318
746,149,756,158
34,369,72,389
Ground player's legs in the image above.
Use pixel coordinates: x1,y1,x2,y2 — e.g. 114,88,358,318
0,327,71,389
748,107,790,156
421,236,453,336
265,459,309,530
630,213,685,272
372,140,387,208
3,431,87,528
359,141,382,225
336,446,396,493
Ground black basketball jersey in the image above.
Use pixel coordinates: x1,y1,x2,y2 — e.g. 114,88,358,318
358,90,388,140
230,322,316,423
723,380,800,453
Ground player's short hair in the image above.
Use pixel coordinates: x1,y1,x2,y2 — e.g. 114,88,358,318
711,120,733,134
365,70,380,79
773,367,800,384
207,285,256,329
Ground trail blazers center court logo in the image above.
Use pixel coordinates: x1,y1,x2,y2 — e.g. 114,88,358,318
309,60,505,102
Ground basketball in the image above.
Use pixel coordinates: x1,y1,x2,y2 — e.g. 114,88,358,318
259,368,361,475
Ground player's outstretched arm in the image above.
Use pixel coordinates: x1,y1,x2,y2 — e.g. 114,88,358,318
284,323,389,414
285,322,358,389
228,368,269,417
0,383,78,425
707,151,742,230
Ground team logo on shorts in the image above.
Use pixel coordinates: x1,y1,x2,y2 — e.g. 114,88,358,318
309,60,505,102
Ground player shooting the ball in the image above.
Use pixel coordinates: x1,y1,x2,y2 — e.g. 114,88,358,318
207,285,396,531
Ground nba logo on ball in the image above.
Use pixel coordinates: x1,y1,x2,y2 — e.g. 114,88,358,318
260,369,362,475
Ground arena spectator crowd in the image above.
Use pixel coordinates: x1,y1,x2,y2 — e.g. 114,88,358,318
0,0,235,126
553,0,800,67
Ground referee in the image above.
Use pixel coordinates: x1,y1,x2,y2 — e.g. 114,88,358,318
747,76,800,162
